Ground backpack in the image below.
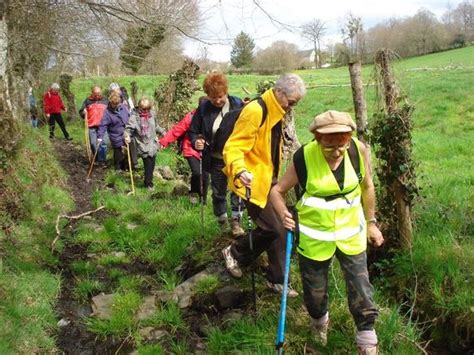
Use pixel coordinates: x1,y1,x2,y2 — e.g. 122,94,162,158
293,137,363,200
213,97,268,155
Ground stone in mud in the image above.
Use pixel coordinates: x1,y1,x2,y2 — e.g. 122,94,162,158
136,296,157,321
111,251,127,258
215,286,243,309
157,166,174,180
138,327,168,342
57,318,71,327
91,293,115,320
172,180,189,196
222,310,243,324
153,170,164,180
126,223,138,230
154,265,226,309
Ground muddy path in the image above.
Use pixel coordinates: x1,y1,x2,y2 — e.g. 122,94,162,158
51,140,131,354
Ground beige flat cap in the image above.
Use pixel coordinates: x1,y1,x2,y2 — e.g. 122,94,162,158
309,110,356,134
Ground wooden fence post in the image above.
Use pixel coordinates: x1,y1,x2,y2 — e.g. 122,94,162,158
375,49,414,249
348,60,368,142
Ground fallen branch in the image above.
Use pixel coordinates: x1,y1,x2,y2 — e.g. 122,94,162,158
51,206,105,250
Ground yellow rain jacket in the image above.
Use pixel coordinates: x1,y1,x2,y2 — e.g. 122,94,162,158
223,89,285,208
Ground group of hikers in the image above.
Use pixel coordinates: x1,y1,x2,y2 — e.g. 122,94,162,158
41,71,384,354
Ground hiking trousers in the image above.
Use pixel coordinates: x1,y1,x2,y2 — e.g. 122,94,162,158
89,127,108,162
209,157,244,218
187,156,209,200
230,197,286,284
143,155,156,188
113,147,125,170
49,113,70,138
299,250,379,330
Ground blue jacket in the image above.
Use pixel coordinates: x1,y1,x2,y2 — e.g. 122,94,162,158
97,104,129,148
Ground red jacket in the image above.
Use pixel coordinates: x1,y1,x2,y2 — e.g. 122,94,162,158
159,110,201,160
43,90,65,114
79,95,108,127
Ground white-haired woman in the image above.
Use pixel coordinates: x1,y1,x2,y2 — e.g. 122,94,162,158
124,97,164,190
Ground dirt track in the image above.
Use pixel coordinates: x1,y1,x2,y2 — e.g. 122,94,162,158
51,140,129,354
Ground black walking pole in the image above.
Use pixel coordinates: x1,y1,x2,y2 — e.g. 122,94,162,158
245,187,257,317
199,152,204,239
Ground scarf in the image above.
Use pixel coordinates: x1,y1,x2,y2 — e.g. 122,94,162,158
212,98,230,136
139,109,151,139
89,94,103,101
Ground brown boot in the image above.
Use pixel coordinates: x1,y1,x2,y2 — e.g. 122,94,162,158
230,217,245,238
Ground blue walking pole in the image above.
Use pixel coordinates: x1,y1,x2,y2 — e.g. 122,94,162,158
275,230,293,354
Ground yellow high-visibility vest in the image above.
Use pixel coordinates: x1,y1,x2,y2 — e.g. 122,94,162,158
296,138,367,261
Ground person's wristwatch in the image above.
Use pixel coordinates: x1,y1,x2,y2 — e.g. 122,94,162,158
367,217,377,225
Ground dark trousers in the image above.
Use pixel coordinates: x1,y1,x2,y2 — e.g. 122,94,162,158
187,156,209,200
230,197,286,284
143,155,156,187
49,113,70,138
299,250,379,330
209,157,244,218
113,147,124,170
129,139,139,169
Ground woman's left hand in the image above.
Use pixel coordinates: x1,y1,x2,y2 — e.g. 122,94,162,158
368,224,384,247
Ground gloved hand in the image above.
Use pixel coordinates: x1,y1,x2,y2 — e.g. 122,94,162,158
97,138,103,144
124,134,131,144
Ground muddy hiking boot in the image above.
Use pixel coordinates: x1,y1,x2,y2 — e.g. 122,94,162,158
222,245,242,278
230,217,245,238
266,281,299,298
358,346,378,355
217,213,228,231
311,314,329,346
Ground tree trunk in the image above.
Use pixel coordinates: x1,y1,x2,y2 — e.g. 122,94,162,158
59,73,77,120
131,81,138,107
282,109,301,162
0,5,21,163
348,60,368,142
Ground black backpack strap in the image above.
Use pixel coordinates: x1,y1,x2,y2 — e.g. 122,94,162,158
256,97,268,127
348,137,363,183
293,145,307,200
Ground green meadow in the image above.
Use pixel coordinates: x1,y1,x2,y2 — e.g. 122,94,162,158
1,46,472,353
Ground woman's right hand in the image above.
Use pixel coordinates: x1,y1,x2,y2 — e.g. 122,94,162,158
281,210,296,231
195,138,206,151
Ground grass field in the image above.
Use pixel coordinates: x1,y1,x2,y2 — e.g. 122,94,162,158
2,46,472,353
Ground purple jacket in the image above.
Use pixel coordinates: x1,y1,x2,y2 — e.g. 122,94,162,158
97,104,129,148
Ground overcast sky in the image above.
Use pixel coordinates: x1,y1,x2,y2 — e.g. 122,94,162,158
183,0,464,61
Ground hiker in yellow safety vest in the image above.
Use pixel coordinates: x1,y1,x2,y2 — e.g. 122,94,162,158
269,110,384,355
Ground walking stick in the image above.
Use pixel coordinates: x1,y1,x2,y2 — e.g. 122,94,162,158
126,141,135,195
245,187,257,318
199,152,204,239
86,147,99,180
275,230,294,355
84,111,92,162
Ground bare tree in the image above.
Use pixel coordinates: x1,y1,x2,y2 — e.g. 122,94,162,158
301,18,326,68
341,13,366,62
452,0,474,41
252,41,300,74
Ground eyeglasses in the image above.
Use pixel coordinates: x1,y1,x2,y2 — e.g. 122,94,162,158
321,143,350,153
280,90,299,107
